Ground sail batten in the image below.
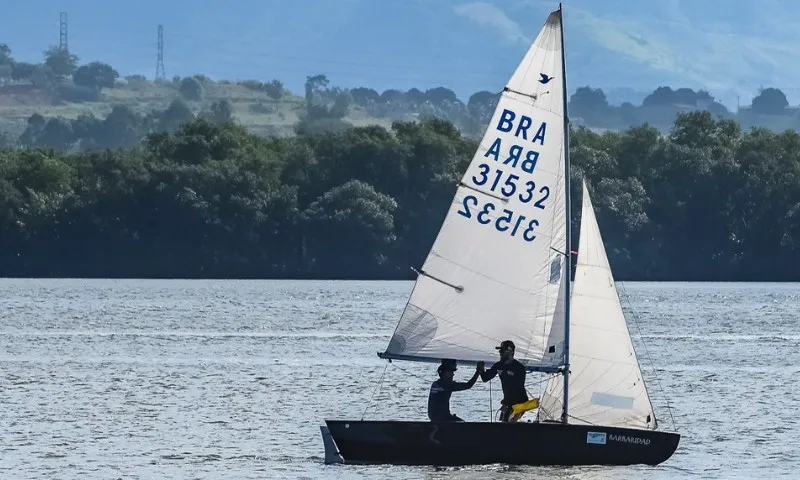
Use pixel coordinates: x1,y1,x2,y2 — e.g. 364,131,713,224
382,10,568,367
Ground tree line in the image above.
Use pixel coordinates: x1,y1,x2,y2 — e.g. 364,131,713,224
1,110,798,281
568,85,800,133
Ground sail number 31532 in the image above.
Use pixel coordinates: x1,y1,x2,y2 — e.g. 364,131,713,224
472,163,550,208
457,195,539,241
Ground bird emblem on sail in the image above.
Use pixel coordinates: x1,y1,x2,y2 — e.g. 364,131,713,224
539,73,554,84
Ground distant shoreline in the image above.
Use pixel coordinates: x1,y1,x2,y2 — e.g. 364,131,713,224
1,275,798,283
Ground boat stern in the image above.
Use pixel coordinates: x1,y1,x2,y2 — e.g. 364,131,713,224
320,424,344,464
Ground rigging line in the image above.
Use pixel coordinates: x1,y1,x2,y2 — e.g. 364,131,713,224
527,373,559,392
618,281,679,432
489,379,493,422
390,361,435,382
361,362,390,421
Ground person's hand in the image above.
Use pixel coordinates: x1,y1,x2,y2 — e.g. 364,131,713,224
476,361,485,372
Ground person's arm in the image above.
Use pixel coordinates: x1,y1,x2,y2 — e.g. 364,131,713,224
446,369,480,392
480,361,498,382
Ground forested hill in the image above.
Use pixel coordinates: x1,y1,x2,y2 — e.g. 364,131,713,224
1,111,799,281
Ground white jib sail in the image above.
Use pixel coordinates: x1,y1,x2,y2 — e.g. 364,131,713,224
382,10,568,369
538,181,657,429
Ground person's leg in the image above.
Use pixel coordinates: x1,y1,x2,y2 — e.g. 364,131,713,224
499,405,511,422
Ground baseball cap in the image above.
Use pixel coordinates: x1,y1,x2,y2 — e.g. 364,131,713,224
495,340,515,351
437,359,458,373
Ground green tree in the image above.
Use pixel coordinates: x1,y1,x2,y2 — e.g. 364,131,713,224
29,64,55,88
751,87,788,115
467,90,500,125
304,74,329,110
157,99,195,132
264,80,284,102
100,105,149,149
350,87,380,106
424,87,458,106
179,76,204,101
2,106,800,281
73,61,119,91
380,89,404,104
569,86,609,123
329,92,351,119
642,86,675,106
43,46,78,79
405,88,426,105
10,62,37,81
0,64,11,84
203,100,235,123
301,179,397,276
0,43,11,64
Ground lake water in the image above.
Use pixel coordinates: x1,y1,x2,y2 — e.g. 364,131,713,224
0,279,797,479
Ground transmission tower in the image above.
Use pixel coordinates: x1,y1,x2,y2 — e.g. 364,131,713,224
155,25,165,80
59,12,68,50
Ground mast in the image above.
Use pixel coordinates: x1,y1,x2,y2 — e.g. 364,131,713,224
558,2,572,425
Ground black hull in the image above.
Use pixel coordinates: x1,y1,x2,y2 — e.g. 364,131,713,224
324,420,680,466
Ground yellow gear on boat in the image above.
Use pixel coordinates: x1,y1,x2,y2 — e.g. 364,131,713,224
511,397,540,417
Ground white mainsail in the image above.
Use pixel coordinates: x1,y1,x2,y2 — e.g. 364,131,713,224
538,181,657,429
381,10,568,370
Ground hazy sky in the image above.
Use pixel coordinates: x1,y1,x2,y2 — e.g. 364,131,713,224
2,0,799,107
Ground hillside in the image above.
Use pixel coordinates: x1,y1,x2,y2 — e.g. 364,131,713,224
4,73,800,152
0,77,401,141
5,3,800,147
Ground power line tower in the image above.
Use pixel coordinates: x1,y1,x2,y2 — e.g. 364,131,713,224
155,25,165,80
59,12,68,50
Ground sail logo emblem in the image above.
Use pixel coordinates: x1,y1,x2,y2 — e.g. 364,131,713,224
539,73,554,84
586,431,607,445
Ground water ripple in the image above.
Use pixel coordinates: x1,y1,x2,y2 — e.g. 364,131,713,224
0,279,797,479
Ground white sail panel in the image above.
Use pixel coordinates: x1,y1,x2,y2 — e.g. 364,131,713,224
538,182,657,429
382,10,567,368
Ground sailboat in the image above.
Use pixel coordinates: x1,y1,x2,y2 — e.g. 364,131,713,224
321,3,680,466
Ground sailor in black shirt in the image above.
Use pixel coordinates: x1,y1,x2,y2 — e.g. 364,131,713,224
427,359,483,422
480,340,528,422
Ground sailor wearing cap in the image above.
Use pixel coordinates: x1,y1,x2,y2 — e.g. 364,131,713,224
427,358,484,422
480,340,529,422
